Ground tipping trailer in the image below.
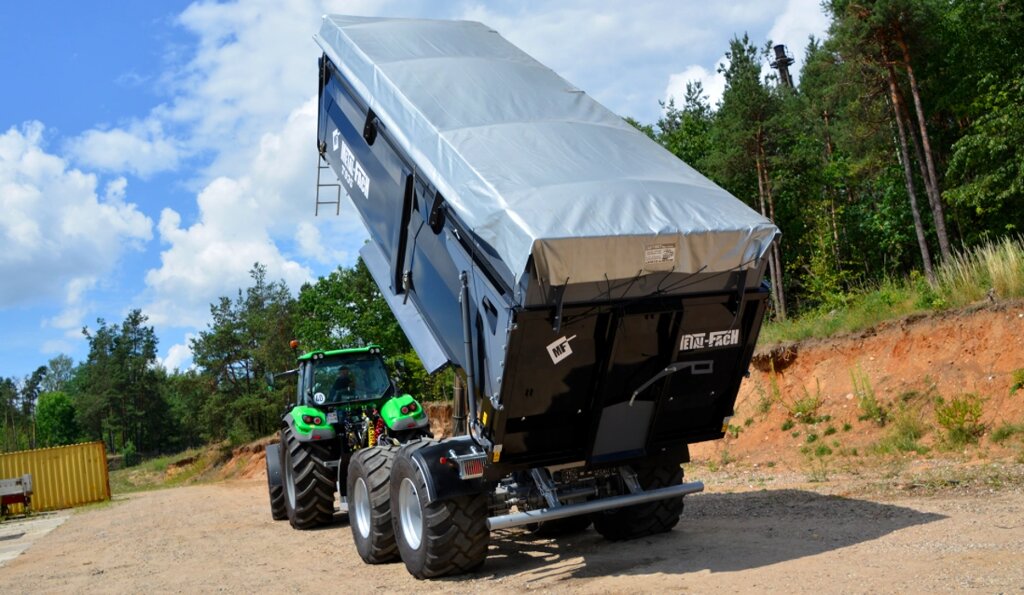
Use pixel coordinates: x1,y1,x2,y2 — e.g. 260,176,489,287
313,15,779,578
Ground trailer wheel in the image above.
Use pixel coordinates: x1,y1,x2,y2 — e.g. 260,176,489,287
347,444,400,563
265,443,287,521
592,463,685,541
391,440,489,578
281,428,335,530
527,514,593,537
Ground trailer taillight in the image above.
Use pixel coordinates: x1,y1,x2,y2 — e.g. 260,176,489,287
400,406,410,415
302,415,323,425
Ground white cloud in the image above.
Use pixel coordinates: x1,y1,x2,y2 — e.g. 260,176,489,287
65,119,182,178
769,0,831,52
161,337,195,372
664,57,728,109
141,98,367,328
458,1,776,122
0,122,152,312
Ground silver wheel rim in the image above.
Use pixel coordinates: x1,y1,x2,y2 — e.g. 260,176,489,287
353,477,371,539
399,477,423,550
284,451,297,510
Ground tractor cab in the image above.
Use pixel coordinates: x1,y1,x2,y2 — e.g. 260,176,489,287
297,346,394,409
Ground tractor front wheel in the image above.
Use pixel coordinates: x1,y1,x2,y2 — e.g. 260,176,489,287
281,427,335,530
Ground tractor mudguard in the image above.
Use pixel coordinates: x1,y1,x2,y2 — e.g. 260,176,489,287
409,437,488,504
380,394,429,432
284,406,337,443
266,443,283,488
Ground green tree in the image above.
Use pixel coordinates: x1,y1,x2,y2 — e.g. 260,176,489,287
190,264,297,442
35,391,79,447
295,258,452,402
41,354,74,394
74,310,168,454
656,83,713,169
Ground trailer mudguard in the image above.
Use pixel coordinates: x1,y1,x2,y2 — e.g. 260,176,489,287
409,437,488,504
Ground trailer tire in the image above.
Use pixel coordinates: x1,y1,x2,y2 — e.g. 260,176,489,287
347,444,400,563
266,443,287,521
391,440,489,578
592,463,684,541
282,428,335,530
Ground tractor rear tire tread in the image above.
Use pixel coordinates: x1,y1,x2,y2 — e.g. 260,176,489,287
283,428,335,530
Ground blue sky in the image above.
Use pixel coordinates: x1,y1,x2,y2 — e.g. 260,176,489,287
0,0,827,380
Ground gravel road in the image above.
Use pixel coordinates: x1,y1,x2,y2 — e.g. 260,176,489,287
1,477,1021,593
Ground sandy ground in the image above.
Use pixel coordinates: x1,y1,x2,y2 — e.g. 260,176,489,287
0,475,1021,594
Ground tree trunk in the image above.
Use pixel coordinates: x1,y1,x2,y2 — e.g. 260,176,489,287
755,138,787,320
895,30,951,261
884,63,935,282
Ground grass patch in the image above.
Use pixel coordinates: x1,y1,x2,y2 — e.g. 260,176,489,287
991,422,1024,444
781,419,794,431
935,393,986,447
760,237,1024,344
853,367,888,426
109,445,229,495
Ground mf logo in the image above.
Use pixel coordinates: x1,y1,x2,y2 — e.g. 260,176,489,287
681,329,740,351
546,334,577,365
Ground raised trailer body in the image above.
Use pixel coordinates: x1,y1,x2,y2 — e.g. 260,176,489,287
313,15,779,577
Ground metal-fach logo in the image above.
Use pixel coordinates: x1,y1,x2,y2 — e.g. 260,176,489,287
546,335,577,365
680,329,739,351
337,136,371,199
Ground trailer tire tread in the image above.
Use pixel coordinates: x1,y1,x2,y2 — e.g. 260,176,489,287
348,444,400,563
393,440,489,578
592,463,684,541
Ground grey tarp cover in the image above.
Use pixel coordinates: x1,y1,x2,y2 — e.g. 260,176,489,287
315,15,779,288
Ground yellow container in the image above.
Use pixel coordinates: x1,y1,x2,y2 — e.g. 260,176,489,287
0,441,111,513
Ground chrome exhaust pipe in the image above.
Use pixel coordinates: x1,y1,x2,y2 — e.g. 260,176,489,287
487,481,704,532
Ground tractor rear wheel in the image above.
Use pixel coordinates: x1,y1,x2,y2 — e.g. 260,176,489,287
347,444,400,563
265,443,287,521
592,463,685,541
281,427,335,530
391,440,489,578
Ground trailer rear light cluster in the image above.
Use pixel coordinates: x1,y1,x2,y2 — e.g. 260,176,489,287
302,414,324,425
399,402,419,415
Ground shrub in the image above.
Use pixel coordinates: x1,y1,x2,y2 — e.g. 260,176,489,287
1011,368,1024,396
824,425,837,436
853,367,888,426
781,419,795,431
935,394,986,446
875,408,929,455
787,382,824,424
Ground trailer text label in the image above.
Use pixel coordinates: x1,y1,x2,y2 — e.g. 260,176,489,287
337,133,371,199
681,329,740,351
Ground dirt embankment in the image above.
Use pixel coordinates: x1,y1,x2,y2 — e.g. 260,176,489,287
690,301,1024,469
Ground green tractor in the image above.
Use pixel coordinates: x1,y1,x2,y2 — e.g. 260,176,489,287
264,344,431,547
